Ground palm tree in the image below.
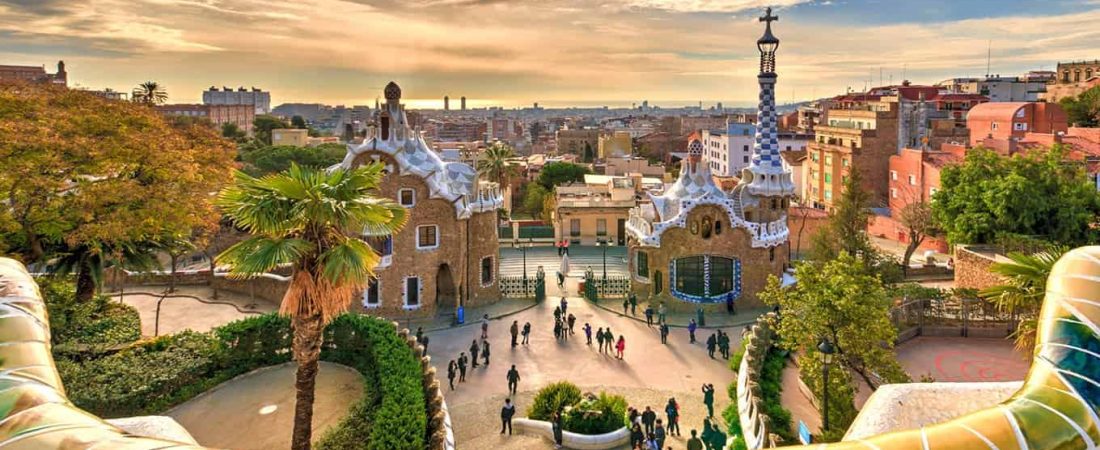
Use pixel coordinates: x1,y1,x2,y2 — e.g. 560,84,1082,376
477,141,519,187
979,246,1067,352
215,163,405,450
132,81,168,105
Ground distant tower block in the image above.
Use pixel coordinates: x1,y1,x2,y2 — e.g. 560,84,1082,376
444,95,450,110
461,96,467,110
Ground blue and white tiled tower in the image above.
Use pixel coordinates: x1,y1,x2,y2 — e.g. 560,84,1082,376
741,7,796,199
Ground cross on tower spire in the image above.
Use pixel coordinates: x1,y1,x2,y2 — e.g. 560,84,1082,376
759,7,778,25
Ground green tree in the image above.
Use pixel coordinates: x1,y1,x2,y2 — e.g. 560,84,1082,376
291,115,308,129
979,246,1067,352
0,82,234,300
808,170,900,281
477,141,519,187
253,114,292,145
216,163,406,450
759,253,910,392
222,122,248,142
131,81,168,105
583,142,594,163
898,201,938,272
537,162,590,190
239,143,347,176
1058,85,1100,127
522,184,550,219
932,146,1100,246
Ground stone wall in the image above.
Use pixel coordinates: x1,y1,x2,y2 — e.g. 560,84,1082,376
399,325,456,450
737,312,783,449
953,245,1005,291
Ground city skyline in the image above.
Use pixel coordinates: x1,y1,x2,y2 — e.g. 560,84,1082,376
1,0,1098,107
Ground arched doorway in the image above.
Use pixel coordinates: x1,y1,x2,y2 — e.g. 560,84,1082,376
436,264,457,310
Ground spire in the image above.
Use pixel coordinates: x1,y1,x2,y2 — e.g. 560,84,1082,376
740,7,795,197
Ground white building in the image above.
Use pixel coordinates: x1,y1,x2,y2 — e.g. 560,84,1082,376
203,86,272,114
702,122,811,177
936,74,1049,103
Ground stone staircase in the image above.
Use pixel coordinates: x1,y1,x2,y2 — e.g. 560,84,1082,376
499,246,628,278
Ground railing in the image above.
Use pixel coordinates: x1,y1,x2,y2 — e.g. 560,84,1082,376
499,275,536,298
584,273,631,298
891,297,1019,344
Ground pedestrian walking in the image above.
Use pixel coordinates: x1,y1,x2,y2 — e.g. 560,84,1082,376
500,398,515,435
706,333,716,359
664,398,680,436
522,322,531,345
655,419,666,449
686,430,703,450
447,360,457,390
510,320,519,348
701,419,716,450
420,334,430,354
718,330,730,359
660,323,669,344
481,314,490,340
629,293,638,315
482,339,491,366
584,323,593,345
641,406,656,435
557,271,565,288
615,335,626,359
726,291,736,315
553,306,562,322
469,340,480,368
554,319,562,340
560,297,568,316
506,365,521,395
702,384,715,418
644,305,654,326
622,297,629,315
458,352,468,381
552,411,564,448
567,313,576,335
688,319,697,343
658,302,667,325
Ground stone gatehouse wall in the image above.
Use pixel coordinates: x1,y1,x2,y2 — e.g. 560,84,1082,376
954,245,1005,291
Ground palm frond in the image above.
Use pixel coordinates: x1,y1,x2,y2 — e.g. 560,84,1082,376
351,197,407,236
218,236,312,277
319,237,378,285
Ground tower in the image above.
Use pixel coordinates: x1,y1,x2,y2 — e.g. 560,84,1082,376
739,7,795,222
460,96,467,110
444,95,450,111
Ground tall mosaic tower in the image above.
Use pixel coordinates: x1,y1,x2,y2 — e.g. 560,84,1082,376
741,7,796,200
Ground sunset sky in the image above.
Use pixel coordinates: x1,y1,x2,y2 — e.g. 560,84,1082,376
2,0,1098,108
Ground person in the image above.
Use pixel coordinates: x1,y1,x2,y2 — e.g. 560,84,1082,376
615,335,626,359
644,305,654,326
686,429,703,450
556,240,563,256
596,327,605,351
630,423,644,449
665,398,680,437
506,365,521,395
701,419,715,450
709,424,727,450
718,330,730,359
645,432,659,450
641,406,656,435
522,322,531,345
654,419,666,449
553,319,562,340
706,332,717,359
552,411,564,448
584,322,593,345
567,313,576,335
553,305,562,322
420,334,430,354
725,291,735,315
688,319,697,343
500,398,515,435
702,384,715,418
510,320,519,348
622,297,630,315
563,239,570,256
447,359,457,390
457,352,468,382
628,407,639,428
482,339,491,366
557,271,565,289
481,314,490,340
415,326,424,345
658,302,667,325
629,293,638,315
560,297,568,316
660,323,669,344
469,340,480,368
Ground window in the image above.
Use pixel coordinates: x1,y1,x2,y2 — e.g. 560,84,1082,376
743,155,750,163
908,175,917,186
842,158,849,167
404,276,420,308
890,188,898,198
570,219,581,237
743,145,749,152
769,247,775,262
362,279,380,308
890,170,897,180
367,235,393,267
1013,122,1028,131
481,257,493,285
399,189,415,207
416,225,438,249
991,122,999,130
824,173,832,183
596,219,607,236
786,145,792,151
824,189,833,200
636,251,649,278
825,156,832,166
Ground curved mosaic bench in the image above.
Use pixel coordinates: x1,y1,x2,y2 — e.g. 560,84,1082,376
512,418,630,449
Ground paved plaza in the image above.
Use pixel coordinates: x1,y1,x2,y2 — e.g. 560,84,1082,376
110,285,277,336
895,336,1029,382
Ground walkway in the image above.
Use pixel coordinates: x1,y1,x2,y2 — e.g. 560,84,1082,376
110,285,278,336
166,362,363,449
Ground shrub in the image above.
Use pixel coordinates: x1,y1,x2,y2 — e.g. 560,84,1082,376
759,347,794,443
730,336,750,370
798,352,858,440
40,276,140,348
562,393,628,434
528,381,583,421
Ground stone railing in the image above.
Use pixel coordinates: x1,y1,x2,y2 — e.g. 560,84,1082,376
513,418,630,449
743,218,789,249
736,312,783,449
399,326,456,450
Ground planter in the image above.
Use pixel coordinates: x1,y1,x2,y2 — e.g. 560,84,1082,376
513,418,630,450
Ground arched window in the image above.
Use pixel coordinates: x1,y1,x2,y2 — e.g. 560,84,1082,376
714,220,722,235
769,247,775,261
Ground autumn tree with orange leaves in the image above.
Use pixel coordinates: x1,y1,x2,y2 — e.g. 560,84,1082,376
0,82,235,300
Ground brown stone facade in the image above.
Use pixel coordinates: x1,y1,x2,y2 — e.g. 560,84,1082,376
350,151,500,318
628,204,788,312
953,245,1005,291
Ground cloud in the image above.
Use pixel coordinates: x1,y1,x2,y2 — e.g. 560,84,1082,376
621,0,813,13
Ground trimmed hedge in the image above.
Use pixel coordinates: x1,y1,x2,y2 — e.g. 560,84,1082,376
56,313,427,450
40,276,140,348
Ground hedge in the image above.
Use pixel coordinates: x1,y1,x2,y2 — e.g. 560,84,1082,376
56,313,427,449
39,276,140,348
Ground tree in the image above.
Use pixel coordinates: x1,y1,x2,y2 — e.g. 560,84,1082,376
932,146,1100,246
759,253,910,392
536,162,590,190
131,81,168,105
216,163,406,450
583,142,594,163
521,184,550,219
0,82,234,300
1058,85,1100,127
239,143,347,176
807,170,900,281
291,115,308,129
253,114,291,145
222,122,248,142
477,141,519,187
979,246,1067,352
897,201,938,272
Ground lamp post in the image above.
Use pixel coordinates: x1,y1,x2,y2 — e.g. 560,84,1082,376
513,238,533,295
818,338,836,432
597,238,609,285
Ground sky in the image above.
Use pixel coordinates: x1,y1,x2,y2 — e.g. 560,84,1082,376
1,0,1098,108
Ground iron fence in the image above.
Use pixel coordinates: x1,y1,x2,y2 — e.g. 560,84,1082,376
892,297,1019,344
